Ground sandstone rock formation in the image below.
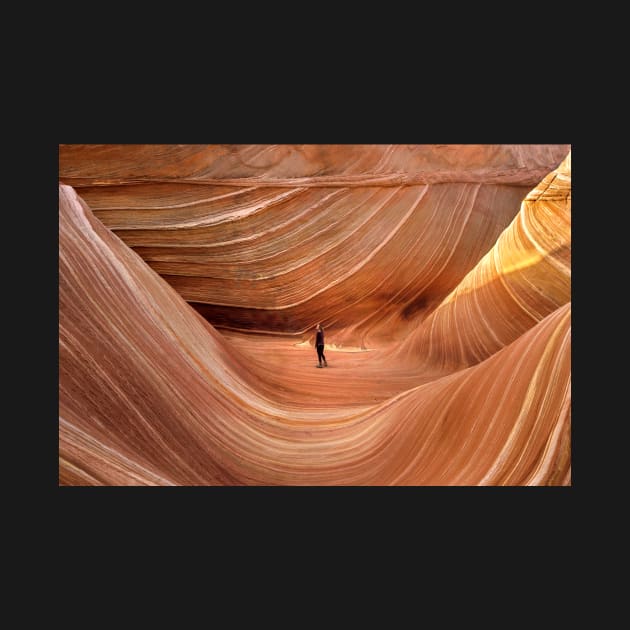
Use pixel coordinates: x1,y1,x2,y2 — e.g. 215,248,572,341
394,151,571,371
58,144,571,485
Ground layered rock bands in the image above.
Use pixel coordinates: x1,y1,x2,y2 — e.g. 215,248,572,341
59,144,571,485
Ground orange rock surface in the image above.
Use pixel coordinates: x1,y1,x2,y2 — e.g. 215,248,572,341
58,144,571,485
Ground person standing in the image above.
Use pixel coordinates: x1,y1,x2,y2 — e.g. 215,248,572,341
315,323,328,367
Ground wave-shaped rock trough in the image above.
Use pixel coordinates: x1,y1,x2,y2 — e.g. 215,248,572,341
58,144,571,485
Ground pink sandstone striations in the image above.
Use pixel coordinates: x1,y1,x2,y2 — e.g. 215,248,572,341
58,144,571,485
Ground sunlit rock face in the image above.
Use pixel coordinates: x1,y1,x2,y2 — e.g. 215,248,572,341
395,151,571,371
58,145,571,486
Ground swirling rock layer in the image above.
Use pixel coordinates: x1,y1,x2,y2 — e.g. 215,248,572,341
58,145,571,485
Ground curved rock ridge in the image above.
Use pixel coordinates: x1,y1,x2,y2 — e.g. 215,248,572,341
58,145,569,349
59,160,571,485
395,151,571,370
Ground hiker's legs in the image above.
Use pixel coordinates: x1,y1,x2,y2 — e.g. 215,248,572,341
317,345,327,366
317,344,324,365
